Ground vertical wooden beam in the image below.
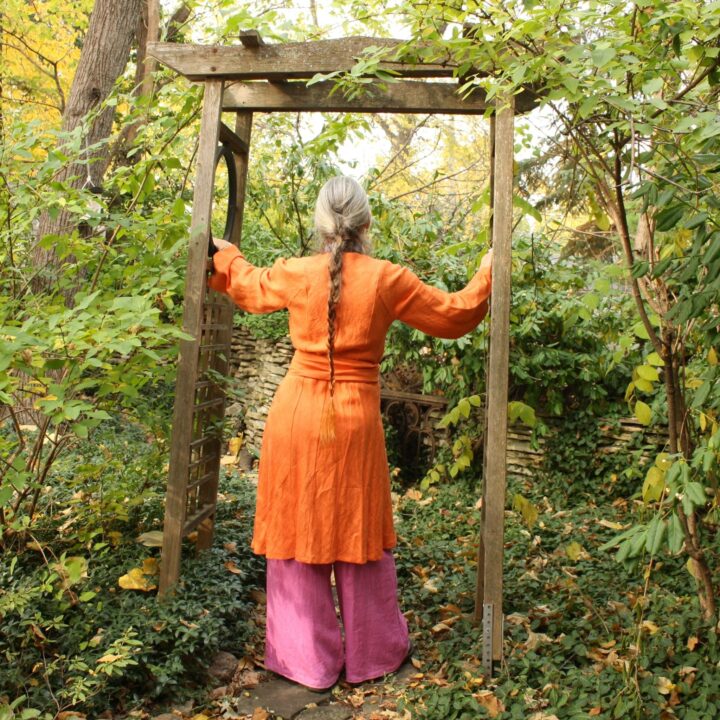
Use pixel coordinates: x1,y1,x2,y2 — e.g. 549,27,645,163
475,114,496,622
159,80,224,596
195,111,253,550
229,112,253,246
476,93,514,669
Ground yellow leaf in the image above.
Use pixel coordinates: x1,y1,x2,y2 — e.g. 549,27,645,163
191,715,210,720
641,620,659,634
228,435,244,456
687,635,699,651
118,567,157,592
136,531,164,547
643,466,666,503
709,348,718,366
635,400,652,426
686,558,702,580
700,413,707,432
97,654,123,664
597,519,626,530
142,557,159,575
566,541,584,562
657,676,676,695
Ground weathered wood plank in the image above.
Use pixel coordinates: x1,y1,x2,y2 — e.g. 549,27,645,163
222,80,538,115
476,93,514,667
159,80,224,596
219,121,249,156
148,38,457,80
239,30,264,48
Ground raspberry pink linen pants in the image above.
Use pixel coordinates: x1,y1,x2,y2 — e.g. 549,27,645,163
265,551,410,689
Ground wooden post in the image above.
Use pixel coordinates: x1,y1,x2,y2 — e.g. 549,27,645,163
159,80,224,596
195,111,253,550
475,92,514,672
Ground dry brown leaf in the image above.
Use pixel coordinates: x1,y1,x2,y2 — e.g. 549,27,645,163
251,709,269,720
347,689,365,708
224,541,238,553
439,603,462,618
475,691,504,718
411,657,423,669
687,635,699,651
251,589,267,604
225,560,243,575
57,713,87,720
431,622,451,634
142,557,159,575
589,708,601,716
136,531,163,547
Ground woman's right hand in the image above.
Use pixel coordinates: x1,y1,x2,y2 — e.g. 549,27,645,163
212,236,233,252
480,248,493,271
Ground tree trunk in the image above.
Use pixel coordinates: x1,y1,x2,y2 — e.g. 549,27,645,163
32,0,143,292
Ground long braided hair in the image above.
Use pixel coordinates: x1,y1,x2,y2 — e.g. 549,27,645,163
314,176,371,442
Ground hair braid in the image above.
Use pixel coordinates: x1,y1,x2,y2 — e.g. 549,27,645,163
315,176,372,444
320,237,344,443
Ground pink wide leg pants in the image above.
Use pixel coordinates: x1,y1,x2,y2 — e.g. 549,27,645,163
265,551,410,689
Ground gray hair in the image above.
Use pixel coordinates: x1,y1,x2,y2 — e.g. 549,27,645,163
314,176,372,253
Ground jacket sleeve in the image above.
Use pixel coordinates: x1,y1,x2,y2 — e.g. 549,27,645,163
379,261,492,339
208,245,298,313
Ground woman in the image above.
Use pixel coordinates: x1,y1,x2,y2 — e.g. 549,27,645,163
209,176,492,690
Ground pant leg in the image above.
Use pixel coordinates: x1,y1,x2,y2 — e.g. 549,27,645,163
265,558,344,689
334,550,410,683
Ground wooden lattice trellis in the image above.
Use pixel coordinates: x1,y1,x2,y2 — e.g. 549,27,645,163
150,32,539,675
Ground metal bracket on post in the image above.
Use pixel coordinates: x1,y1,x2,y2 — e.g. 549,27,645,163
482,602,494,677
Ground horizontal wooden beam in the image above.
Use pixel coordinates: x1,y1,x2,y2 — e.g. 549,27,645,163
148,37,457,81
218,121,249,155
222,80,538,115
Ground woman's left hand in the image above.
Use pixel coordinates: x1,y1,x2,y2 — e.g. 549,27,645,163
212,236,233,252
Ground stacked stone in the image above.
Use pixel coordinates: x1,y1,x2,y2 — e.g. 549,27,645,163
229,326,293,454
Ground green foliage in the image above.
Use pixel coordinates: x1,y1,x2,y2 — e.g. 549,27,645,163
0,419,263,715
394,477,720,719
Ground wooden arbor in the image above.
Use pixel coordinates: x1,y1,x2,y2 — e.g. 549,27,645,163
151,34,534,674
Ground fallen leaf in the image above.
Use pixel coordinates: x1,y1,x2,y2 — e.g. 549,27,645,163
597,519,627,530
589,709,601,717
657,676,676,695
565,541,584,562
411,657,423,669
221,454,238,466
475,691,504,718
228,435,243,456
225,560,243,575
251,709,269,720
432,622,451,634
224,541,238,553
142,557,159,575
118,567,156,592
687,635,699,651
136,531,164,547
404,488,423,501
250,589,267,604
190,715,210,720
641,620,659,635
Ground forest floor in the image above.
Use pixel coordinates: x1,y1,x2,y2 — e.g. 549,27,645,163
3,419,719,720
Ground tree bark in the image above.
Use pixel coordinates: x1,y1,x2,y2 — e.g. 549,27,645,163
32,0,143,292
